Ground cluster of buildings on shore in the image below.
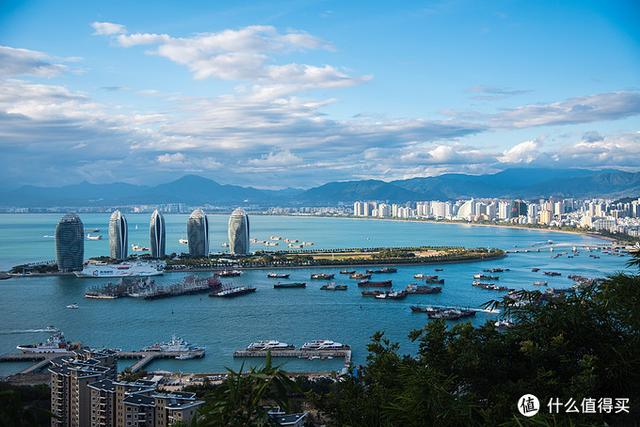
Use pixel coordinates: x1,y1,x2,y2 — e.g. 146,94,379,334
353,198,640,237
54,208,251,272
49,350,203,427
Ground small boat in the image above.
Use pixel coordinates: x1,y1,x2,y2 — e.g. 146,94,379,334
267,273,290,279
375,290,407,300
209,286,256,298
131,244,150,252
43,325,60,333
473,274,499,280
340,270,356,275
274,282,306,289
413,273,426,279
531,268,540,272
222,242,229,247
358,280,392,287
217,270,242,277
425,278,445,285
472,281,512,291
179,238,188,245
435,268,444,272
533,281,548,286
310,273,334,280
269,236,282,241
86,234,102,241
321,284,348,291
66,303,79,309
350,273,371,280
264,242,279,247
483,268,508,273
543,271,562,277
405,284,442,294
366,267,397,274
361,290,383,297
175,353,198,360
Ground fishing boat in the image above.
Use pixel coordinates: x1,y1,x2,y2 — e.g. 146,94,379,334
320,283,348,291
217,270,242,277
533,281,548,286
473,274,499,280
267,273,290,279
340,270,356,275
366,267,397,274
209,286,256,298
405,284,442,294
274,282,306,289
357,280,392,287
350,273,371,280
310,273,334,280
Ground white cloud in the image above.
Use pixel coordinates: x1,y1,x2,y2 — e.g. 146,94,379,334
247,150,304,167
498,139,542,164
91,22,127,36
0,45,67,77
94,23,365,99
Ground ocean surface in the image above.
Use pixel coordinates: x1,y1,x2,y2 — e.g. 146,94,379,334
0,214,632,377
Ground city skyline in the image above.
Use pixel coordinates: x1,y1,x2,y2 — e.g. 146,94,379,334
1,1,639,189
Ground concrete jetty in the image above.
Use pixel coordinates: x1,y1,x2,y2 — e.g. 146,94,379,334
0,349,205,375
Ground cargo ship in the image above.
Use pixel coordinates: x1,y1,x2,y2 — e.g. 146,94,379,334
209,286,256,298
274,282,306,289
357,280,392,287
74,261,165,278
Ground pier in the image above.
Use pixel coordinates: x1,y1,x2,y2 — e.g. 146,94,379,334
0,349,205,375
233,348,352,371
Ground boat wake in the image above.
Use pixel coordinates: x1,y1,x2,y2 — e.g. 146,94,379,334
0,328,58,335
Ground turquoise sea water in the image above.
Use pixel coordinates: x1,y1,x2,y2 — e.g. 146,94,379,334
0,214,632,376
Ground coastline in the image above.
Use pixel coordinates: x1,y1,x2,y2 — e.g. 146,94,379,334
323,215,618,243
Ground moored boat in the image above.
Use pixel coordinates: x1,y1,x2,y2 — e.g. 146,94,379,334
301,340,349,350
209,286,256,298
267,273,290,279
310,273,334,280
217,270,242,277
350,273,371,280
17,332,73,353
320,283,348,291
357,280,392,287
274,282,306,289
246,340,294,351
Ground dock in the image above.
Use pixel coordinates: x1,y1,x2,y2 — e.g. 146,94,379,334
0,349,205,375
233,348,352,371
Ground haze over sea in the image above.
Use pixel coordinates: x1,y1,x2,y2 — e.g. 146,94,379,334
0,214,632,376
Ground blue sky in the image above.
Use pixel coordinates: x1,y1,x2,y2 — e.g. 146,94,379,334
1,0,639,189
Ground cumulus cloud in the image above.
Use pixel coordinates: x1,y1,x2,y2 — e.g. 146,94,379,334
93,23,365,98
497,139,542,164
91,22,127,36
0,45,67,77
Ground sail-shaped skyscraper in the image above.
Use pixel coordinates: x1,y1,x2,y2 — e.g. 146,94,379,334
55,213,85,272
109,210,128,260
187,208,209,257
228,208,250,255
149,209,166,258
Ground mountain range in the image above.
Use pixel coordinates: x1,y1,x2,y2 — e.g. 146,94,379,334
2,168,639,207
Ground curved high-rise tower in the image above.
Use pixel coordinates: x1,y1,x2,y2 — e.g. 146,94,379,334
228,208,250,255
149,209,166,258
187,209,209,257
109,210,128,260
55,213,84,272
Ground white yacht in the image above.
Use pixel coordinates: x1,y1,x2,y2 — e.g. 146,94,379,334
74,261,165,278
86,234,102,240
301,340,348,350
246,340,294,351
